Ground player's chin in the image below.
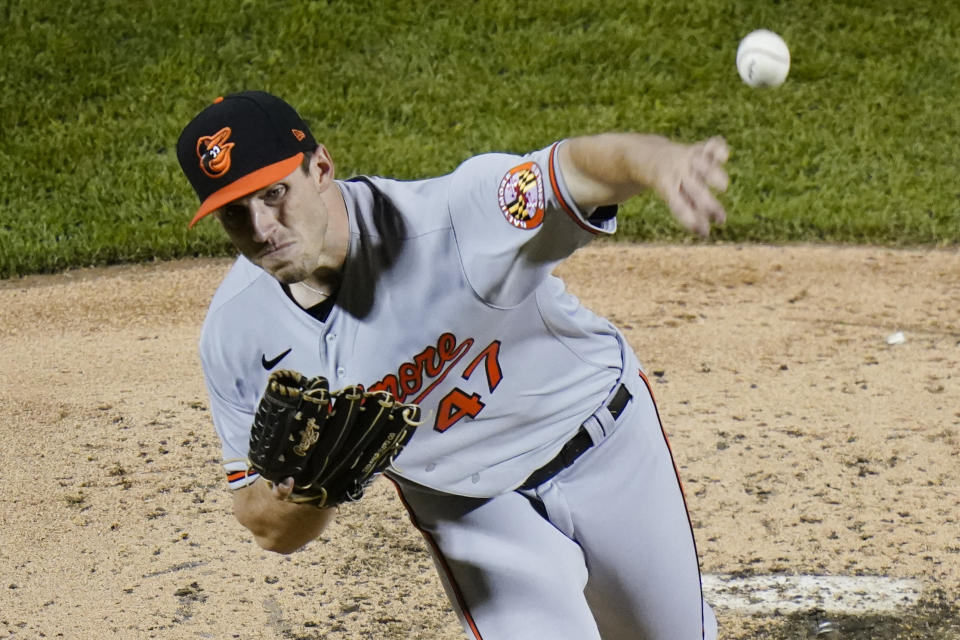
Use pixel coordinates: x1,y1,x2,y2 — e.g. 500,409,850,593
267,262,310,285
253,253,301,282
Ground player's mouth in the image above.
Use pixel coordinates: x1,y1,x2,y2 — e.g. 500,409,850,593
258,240,295,260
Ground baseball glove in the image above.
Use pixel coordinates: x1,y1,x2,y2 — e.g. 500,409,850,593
248,369,421,508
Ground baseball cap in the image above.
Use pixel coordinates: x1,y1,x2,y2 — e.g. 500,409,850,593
176,91,317,227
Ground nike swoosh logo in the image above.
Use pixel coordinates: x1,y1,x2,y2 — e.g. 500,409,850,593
261,348,292,370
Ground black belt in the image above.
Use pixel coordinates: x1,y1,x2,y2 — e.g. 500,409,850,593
519,383,632,490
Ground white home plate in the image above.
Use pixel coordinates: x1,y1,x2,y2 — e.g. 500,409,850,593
701,574,924,615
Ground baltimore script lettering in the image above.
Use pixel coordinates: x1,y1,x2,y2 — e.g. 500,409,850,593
369,332,474,404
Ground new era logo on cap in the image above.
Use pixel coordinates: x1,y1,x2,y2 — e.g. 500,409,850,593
176,91,318,227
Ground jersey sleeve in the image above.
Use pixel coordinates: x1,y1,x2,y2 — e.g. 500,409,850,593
199,331,260,490
448,141,617,307
205,369,260,490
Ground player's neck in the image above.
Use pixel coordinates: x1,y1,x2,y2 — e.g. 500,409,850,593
289,277,337,308
317,183,351,273
286,184,348,309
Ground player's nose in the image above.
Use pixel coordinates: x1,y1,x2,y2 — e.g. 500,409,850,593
249,201,280,242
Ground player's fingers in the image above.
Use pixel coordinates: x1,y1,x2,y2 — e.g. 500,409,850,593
670,184,709,236
681,175,716,214
703,163,729,193
702,136,730,164
706,196,727,225
691,146,730,193
681,177,727,230
272,477,295,500
694,185,727,226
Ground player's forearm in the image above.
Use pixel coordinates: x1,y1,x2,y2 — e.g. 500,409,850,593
560,131,730,236
233,478,335,554
559,133,674,209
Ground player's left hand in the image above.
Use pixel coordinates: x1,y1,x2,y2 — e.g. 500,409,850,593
248,370,422,508
653,136,730,237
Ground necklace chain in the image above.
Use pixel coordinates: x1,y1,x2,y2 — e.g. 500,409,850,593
296,280,331,298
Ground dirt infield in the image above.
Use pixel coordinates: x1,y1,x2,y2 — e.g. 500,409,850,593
1,244,958,639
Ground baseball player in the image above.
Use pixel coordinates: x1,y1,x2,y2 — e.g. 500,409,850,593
177,91,729,640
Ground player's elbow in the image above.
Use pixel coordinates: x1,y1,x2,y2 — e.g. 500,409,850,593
242,516,327,554
231,479,334,553
236,512,323,554
254,532,309,555
234,504,334,555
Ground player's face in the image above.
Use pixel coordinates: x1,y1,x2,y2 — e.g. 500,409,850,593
216,151,343,285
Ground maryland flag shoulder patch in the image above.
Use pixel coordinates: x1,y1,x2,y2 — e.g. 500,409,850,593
497,161,545,230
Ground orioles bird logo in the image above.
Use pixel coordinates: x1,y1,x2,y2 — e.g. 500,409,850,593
196,127,235,178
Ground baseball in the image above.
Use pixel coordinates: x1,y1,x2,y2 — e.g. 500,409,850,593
736,29,790,88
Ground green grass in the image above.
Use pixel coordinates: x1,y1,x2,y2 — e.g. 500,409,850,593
2,0,959,278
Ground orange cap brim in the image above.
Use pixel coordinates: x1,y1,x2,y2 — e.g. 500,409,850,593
188,153,304,228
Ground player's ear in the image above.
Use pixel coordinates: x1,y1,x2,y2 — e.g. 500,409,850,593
306,145,336,190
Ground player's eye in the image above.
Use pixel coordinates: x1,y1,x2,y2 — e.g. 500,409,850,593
264,185,286,202
219,204,249,229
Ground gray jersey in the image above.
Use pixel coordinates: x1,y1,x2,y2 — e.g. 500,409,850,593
202,142,629,497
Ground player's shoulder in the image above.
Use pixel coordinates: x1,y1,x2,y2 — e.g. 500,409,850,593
206,256,269,313
199,257,285,366
449,143,560,191
342,174,449,207
343,145,553,203
200,257,279,341
338,174,456,236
